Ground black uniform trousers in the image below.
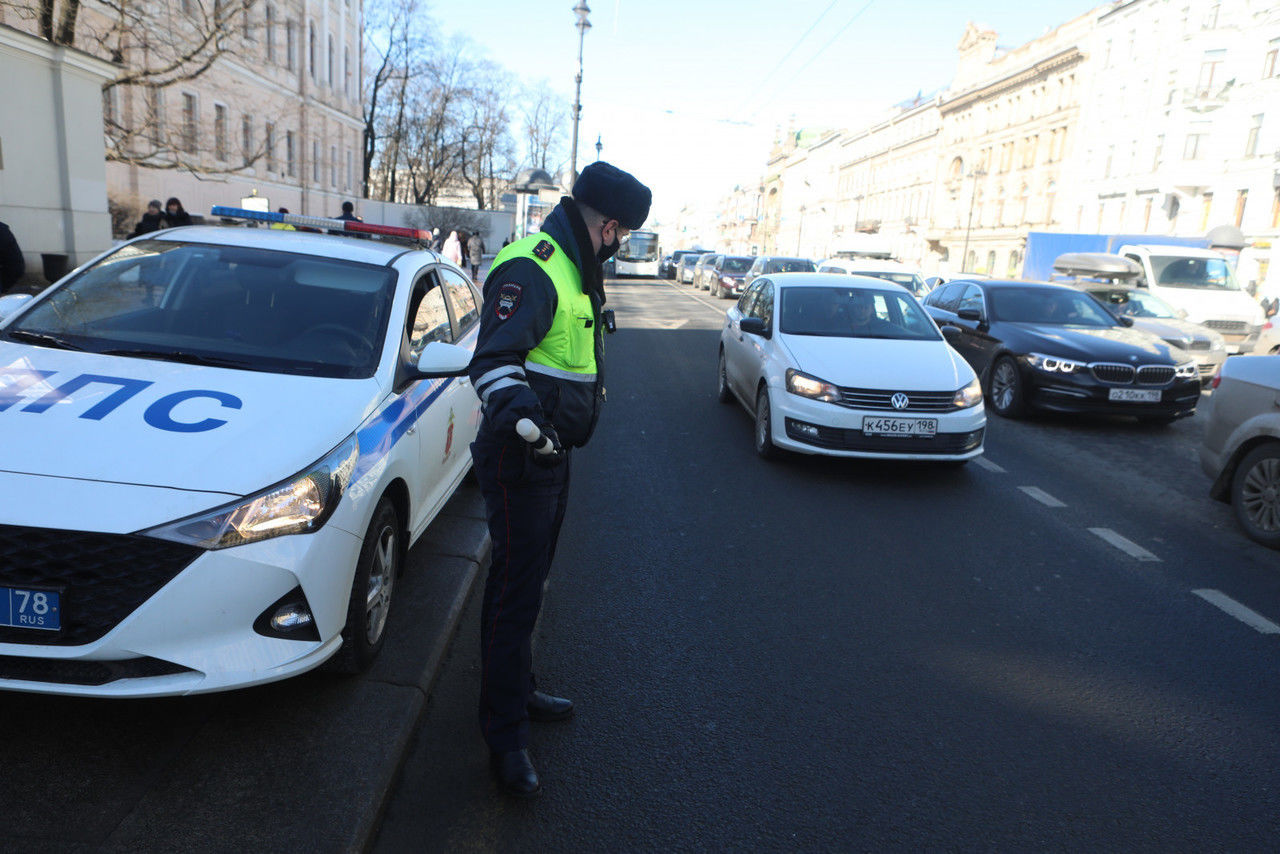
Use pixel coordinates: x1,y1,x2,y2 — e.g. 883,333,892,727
471,430,572,753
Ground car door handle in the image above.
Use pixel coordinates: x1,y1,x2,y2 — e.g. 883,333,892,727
406,425,417,436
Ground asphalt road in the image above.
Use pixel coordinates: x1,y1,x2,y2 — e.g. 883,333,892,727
375,276,1280,852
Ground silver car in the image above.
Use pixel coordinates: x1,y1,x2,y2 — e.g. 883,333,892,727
1200,355,1280,550
1085,286,1228,385
1252,317,1278,355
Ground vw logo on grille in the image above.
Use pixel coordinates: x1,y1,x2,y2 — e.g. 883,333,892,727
891,393,910,410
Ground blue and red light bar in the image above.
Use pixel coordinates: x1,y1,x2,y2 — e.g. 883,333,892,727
210,206,432,242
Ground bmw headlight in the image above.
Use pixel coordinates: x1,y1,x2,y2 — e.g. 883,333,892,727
140,435,359,549
1025,352,1087,374
1174,360,1198,380
953,377,983,408
785,368,841,402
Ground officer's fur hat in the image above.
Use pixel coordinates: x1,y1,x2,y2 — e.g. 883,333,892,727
572,162,651,230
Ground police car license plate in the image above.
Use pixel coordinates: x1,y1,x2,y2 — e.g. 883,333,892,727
1108,388,1161,403
862,417,937,437
1,587,61,631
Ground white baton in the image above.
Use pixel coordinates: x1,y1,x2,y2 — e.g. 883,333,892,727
515,418,556,455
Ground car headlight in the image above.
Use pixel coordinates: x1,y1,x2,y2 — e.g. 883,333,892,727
1174,360,1198,379
1025,352,1087,374
785,368,841,403
722,276,734,285
139,435,359,549
953,377,982,408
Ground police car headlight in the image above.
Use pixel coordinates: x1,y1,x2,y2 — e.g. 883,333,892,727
140,435,359,549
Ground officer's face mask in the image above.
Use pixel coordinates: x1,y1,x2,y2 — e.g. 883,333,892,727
597,221,626,263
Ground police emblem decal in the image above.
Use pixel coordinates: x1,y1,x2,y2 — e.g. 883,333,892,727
533,240,556,261
495,283,522,320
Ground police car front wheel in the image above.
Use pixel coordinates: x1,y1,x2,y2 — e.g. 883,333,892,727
328,496,401,674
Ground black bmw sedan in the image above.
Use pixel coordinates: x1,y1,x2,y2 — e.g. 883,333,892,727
923,279,1200,424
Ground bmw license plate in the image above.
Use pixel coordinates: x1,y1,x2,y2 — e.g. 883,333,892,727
1108,388,1161,403
862,417,937,437
2,587,61,631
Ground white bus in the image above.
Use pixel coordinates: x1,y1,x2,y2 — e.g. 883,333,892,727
615,230,660,277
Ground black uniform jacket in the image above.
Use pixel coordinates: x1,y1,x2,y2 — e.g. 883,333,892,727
467,197,606,448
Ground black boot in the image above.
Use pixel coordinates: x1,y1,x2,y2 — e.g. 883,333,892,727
490,749,541,798
527,690,574,722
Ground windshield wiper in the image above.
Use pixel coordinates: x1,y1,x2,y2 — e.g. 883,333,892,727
98,348,250,368
5,330,88,351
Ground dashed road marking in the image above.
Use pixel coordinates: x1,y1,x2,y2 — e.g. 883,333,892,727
1019,486,1066,507
1193,589,1280,634
1088,527,1161,562
972,456,1005,473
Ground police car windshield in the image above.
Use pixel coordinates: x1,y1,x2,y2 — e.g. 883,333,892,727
4,240,397,379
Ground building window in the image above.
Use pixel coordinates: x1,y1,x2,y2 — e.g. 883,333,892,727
346,148,353,190
330,144,337,186
1200,193,1214,231
985,251,996,274
1197,50,1225,96
242,114,253,166
214,104,227,160
328,35,335,88
286,20,296,71
309,22,316,79
286,130,296,177
1265,41,1278,78
146,86,164,145
1272,189,1280,229
313,139,320,182
1152,134,1164,170
1006,250,1021,278
1183,132,1207,160
265,6,276,63
181,93,198,154
1245,114,1263,157
1234,190,1248,227
1202,3,1220,29
265,122,275,172
1104,145,1114,179
344,46,351,97
102,87,117,131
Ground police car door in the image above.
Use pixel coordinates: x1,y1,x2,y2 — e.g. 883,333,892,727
436,265,482,486
403,269,462,537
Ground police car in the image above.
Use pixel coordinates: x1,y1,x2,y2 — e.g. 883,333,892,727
0,207,481,696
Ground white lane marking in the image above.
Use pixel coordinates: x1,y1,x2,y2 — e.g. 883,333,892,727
972,456,1005,473
1193,589,1280,634
1088,527,1161,562
1019,486,1066,507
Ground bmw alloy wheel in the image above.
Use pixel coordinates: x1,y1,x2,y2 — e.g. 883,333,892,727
989,357,1025,418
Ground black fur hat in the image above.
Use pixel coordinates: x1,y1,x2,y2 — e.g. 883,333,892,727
572,162,652,230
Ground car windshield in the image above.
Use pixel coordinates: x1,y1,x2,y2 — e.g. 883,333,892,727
722,257,753,273
1150,255,1241,291
851,271,927,296
989,287,1117,327
1089,289,1180,319
768,259,815,273
780,286,940,340
3,239,398,379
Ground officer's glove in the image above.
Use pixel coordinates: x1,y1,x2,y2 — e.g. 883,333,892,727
527,421,564,468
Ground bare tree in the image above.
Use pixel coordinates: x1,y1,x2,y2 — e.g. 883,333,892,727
361,0,425,199
458,62,517,210
520,85,568,173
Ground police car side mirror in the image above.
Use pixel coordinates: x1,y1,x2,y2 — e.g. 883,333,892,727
416,341,472,378
0,293,33,323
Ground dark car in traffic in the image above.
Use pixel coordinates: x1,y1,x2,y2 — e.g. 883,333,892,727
708,255,756,298
922,279,1201,424
744,256,816,287
663,249,705,280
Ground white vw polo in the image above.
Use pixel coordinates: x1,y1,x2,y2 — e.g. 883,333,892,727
718,273,986,462
0,208,482,696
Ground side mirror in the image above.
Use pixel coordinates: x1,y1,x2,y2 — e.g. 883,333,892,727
0,293,34,323
940,324,962,344
925,276,941,289
416,341,472,378
739,317,770,338
1116,315,1134,327
956,308,983,322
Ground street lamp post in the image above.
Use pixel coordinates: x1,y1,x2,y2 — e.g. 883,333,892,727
796,205,806,256
960,168,986,273
569,2,592,186
595,134,602,161
852,193,864,233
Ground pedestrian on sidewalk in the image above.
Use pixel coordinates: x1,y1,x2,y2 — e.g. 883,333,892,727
0,220,24,294
459,230,471,271
131,200,165,237
466,161,651,799
163,197,192,228
467,231,486,280
430,228,443,252
442,230,463,267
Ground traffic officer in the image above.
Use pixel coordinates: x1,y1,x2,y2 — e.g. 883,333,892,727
467,161,651,798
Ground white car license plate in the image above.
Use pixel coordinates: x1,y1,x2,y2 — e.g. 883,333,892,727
862,417,937,437
1108,388,1161,403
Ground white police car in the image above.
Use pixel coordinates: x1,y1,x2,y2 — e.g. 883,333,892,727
0,207,481,696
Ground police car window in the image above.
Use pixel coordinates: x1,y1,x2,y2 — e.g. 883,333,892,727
438,266,480,335
408,280,453,359
5,239,396,379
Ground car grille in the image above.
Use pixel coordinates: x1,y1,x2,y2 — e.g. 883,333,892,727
0,654,193,686
1204,319,1247,333
1136,365,1176,385
786,420,983,454
836,386,957,412
1090,363,1136,384
0,524,203,647
1197,363,1217,377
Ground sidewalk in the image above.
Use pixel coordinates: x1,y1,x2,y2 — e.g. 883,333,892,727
4,484,491,854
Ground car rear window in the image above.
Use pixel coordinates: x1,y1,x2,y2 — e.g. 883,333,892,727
767,259,816,274
4,239,398,378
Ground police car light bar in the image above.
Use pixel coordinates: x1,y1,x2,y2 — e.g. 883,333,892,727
210,206,432,242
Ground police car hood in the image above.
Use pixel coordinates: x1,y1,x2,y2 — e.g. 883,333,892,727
0,345,383,496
